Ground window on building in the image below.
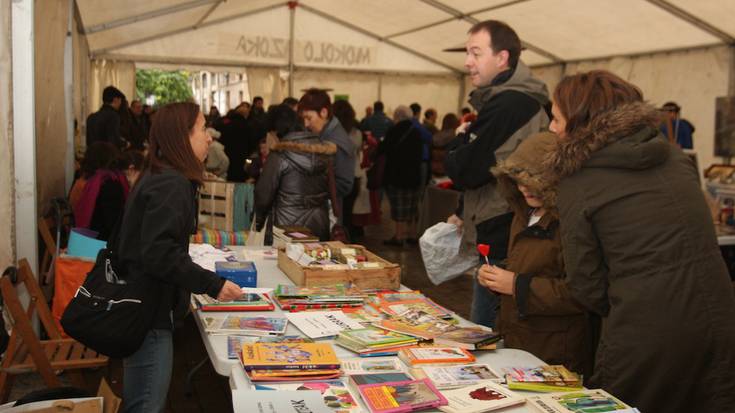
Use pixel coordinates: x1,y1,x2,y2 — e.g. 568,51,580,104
226,91,231,111
239,90,243,103
202,73,208,88
211,91,216,108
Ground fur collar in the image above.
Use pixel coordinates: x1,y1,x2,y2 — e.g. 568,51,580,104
272,140,337,155
545,101,663,180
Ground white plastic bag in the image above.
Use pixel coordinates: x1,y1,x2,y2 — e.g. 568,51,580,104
419,222,477,285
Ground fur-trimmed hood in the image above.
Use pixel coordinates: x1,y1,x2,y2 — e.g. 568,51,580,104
545,102,668,181
492,132,558,212
272,132,337,155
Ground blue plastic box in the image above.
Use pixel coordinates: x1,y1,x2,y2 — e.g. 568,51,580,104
215,261,257,288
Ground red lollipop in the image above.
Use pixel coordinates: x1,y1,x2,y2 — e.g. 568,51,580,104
477,244,490,266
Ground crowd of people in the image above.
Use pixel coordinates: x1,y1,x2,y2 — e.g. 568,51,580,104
73,17,735,413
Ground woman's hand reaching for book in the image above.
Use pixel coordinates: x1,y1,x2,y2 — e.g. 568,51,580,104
477,264,516,296
217,280,243,302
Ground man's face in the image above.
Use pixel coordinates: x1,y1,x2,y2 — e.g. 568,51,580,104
110,97,122,110
237,104,251,118
254,99,264,110
131,102,142,116
301,108,329,134
465,30,508,88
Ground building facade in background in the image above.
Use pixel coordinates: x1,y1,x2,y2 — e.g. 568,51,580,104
191,71,250,115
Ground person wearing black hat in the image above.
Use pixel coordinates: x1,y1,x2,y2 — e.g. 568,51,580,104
660,101,695,149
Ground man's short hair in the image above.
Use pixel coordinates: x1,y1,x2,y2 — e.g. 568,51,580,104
373,101,384,113
424,108,437,119
468,20,521,69
409,103,421,116
298,88,332,118
461,107,471,115
253,96,264,104
662,101,681,113
282,97,298,106
102,86,125,104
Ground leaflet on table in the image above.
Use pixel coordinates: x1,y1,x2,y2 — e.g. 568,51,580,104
438,380,525,413
286,311,365,339
241,247,278,261
189,243,235,271
411,364,501,389
239,389,332,413
254,380,361,413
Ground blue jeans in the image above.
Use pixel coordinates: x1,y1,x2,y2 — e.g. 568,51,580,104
123,329,173,413
470,259,500,329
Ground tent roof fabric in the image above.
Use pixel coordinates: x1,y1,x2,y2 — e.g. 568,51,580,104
77,0,734,73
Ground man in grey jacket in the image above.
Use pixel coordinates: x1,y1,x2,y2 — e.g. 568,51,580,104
444,20,549,328
299,89,356,215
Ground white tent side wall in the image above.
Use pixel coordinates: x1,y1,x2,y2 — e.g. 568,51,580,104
531,45,733,176
0,0,15,268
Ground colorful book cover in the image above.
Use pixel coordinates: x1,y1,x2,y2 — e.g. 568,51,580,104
527,389,635,413
349,372,413,387
240,342,341,371
247,369,341,382
194,291,274,311
376,291,424,302
228,336,314,360
276,284,349,298
205,315,287,336
255,380,360,413
341,305,384,323
357,378,447,413
378,298,452,319
340,357,405,375
504,365,580,383
412,364,501,389
340,327,417,347
399,347,475,366
438,380,525,413
240,390,332,413
434,328,501,350
286,311,365,339
377,309,458,339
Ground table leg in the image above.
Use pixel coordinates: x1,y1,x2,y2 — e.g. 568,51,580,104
184,356,210,396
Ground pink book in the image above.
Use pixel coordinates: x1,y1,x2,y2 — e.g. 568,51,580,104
356,378,448,413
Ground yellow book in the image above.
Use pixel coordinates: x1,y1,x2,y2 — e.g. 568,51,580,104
240,342,341,371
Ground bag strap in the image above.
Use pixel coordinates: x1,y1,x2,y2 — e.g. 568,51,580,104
327,159,340,218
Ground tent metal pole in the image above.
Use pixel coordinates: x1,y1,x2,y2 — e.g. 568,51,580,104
288,2,296,98
194,0,224,29
11,0,39,274
645,0,734,44
93,2,289,56
64,0,75,193
84,0,218,34
298,3,463,75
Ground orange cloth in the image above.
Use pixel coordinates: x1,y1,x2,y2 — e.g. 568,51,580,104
52,256,93,337
68,177,87,211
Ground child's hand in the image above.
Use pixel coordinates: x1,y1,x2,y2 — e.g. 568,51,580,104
478,265,516,295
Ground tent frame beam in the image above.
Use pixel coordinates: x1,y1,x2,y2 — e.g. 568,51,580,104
84,0,218,34
92,2,288,56
645,0,734,44
419,0,562,63
194,0,224,29
298,3,462,75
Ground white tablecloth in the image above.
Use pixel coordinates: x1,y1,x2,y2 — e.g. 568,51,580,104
191,245,546,412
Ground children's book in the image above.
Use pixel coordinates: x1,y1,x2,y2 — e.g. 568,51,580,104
433,328,501,350
438,380,525,413
247,369,342,382
398,346,475,366
348,372,413,388
376,309,458,339
356,378,447,413
227,335,312,360
240,342,341,371
410,364,501,389
286,311,365,339
193,291,274,311
240,390,332,413
254,380,361,413
378,298,453,320
340,327,418,347
504,365,583,392
203,315,287,336
526,389,638,413
340,357,406,375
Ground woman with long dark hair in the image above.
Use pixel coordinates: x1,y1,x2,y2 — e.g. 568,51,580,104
547,70,735,412
116,102,241,412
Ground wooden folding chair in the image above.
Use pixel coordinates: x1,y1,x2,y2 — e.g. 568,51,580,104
0,259,108,403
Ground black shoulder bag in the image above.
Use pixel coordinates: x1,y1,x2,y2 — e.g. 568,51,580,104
61,218,159,359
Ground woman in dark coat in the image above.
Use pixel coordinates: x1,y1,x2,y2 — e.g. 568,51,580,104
254,104,336,241
379,105,423,246
547,70,735,413
478,132,595,379
117,102,242,412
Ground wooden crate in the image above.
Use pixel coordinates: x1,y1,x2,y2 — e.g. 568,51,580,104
277,241,401,290
198,180,235,231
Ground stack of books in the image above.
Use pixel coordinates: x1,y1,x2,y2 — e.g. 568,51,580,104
274,284,365,312
193,291,274,312
398,346,476,367
240,342,342,382
503,365,583,392
335,326,418,356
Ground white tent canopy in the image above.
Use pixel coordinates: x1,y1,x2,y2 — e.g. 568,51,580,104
1,0,734,269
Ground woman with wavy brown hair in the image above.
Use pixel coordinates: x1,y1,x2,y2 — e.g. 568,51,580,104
547,70,735,412
116,102,241,412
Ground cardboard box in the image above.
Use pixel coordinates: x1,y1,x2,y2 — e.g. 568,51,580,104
277,242,400,289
